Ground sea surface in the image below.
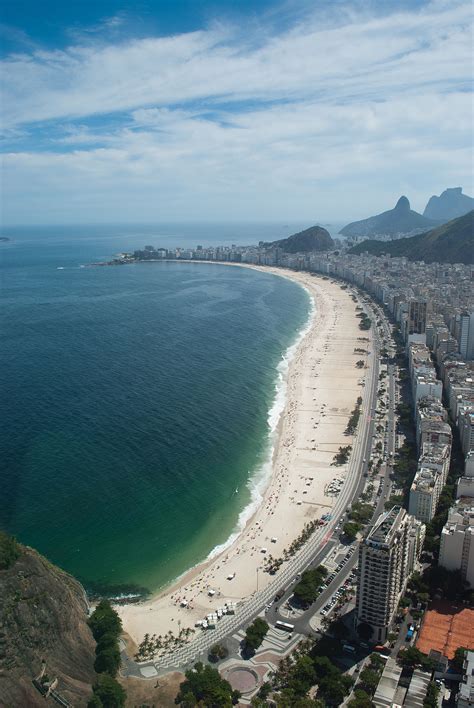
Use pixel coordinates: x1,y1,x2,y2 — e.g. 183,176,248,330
0,224,311,594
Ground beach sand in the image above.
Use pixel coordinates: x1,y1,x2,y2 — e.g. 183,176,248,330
119,268,368,646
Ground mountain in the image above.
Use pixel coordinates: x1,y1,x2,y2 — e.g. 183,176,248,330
348,211,474,264
0,532,96,706
341,196,437,237
266,225,334,253
423,187,474,221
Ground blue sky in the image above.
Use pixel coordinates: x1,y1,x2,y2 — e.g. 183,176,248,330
1,0,472,225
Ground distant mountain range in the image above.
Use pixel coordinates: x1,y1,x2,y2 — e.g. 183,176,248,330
423,187,474,221
348,211,474,264
340,196,437,237
266,225,334,253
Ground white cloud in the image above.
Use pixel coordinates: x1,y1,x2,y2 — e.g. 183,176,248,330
1,0,472,223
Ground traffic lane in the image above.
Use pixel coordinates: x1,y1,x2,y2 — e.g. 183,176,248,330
264,304,381,629
266,363,379,622
265,536,340,622
277,552,360,635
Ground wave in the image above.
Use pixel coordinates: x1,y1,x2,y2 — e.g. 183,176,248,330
204,280,316,561
150,275,315,594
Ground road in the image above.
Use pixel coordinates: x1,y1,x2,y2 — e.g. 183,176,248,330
268,299,400,637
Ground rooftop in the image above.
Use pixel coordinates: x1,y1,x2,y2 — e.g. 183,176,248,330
416,601,474,659
367,506,404,547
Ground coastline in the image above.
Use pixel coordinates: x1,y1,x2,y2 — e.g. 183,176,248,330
118,265,368,648
200,269,315,566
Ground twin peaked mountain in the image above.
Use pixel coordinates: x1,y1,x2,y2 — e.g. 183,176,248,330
270,188,473,256
341,188,474,238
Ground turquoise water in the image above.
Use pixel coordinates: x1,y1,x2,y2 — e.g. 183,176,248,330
0,225,310,594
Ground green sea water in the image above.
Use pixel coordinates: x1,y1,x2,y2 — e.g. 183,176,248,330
0,226,311,595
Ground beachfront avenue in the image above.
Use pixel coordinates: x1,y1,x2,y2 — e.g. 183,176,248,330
120,274,388,678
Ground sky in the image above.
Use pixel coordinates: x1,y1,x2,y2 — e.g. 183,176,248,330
1,0,473,225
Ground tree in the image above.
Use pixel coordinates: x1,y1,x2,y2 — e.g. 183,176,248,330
208,643,229,663
275,691,323,707
257,682,272,699
368,653,385,671
348,689,374,708
423,681,439,708
87,695,104,708
287,655,317,696
451,647,467,673
319,673,353,706
244,617,269,654
250,698,268,708
358,668,379,695
293,566,328,607
343,522,360,541
94,647,121,676
90,674,126,708
176,662,239,707
88,600,122,642
96,632,120,654
0,531,21,569
398,647,431,669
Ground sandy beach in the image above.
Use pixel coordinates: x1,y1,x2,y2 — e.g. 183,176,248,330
118,267,368,647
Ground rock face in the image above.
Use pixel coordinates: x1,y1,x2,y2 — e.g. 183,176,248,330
0,543,96,707
266,225,334,253
341,196,437,237
348,210,474,265
423,187,474,221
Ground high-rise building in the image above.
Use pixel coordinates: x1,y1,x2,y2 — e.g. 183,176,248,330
458,650,474,708
439,501,474,588
457,451,474,499
458,408,474,457
408,467,443,522
408,299,427,335
459,311,474,361
356,507,425,643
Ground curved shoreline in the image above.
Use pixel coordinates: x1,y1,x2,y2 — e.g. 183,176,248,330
170,261,316,580
118,266,368,647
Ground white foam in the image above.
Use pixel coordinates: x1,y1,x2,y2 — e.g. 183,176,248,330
205,283,316,561
159,281,316,590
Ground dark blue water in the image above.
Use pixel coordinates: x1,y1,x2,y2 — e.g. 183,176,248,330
0,225,310,593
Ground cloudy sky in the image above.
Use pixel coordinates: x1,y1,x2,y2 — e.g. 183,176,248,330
1,0,472,225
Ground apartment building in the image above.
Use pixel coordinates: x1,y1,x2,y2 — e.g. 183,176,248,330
457,452,474,499
439,501,474,588
458,651,474,708
356,507,425,643
409,467,443,523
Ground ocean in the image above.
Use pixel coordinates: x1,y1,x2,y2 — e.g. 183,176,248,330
0,223,311,595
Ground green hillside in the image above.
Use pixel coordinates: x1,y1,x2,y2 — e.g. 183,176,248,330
266,225,334,253
348,211,474,264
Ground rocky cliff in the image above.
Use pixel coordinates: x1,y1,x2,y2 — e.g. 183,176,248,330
0,534,96,707
423,187,474,222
